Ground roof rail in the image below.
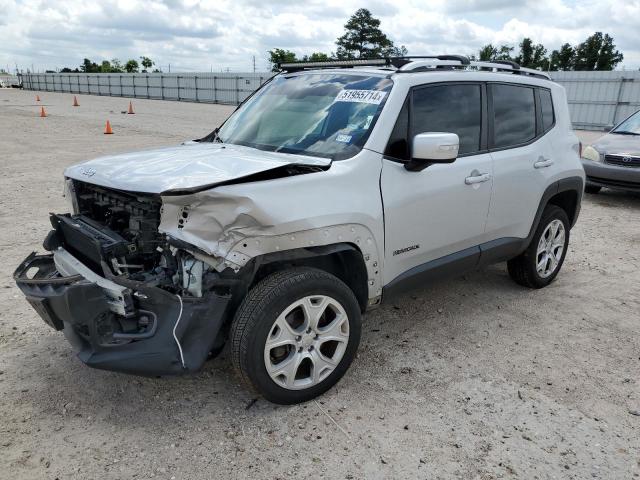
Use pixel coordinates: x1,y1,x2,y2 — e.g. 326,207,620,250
277,55,551,80
470,60,550,79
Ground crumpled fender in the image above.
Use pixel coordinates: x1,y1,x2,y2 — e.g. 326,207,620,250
158,153,385,301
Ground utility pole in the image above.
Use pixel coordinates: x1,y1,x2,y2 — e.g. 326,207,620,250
252,55,256,73
168,63,171,73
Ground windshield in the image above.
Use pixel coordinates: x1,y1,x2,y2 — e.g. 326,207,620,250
613,110,640,135
217,73,393,160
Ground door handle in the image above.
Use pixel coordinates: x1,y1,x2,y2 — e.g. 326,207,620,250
465,172,491,185
534,157,554,169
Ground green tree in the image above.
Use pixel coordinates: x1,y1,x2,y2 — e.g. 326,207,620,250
302,52,331,62
124,59,139,73
495,45,515,61
335,8,407,59
478,44,497,61
549,43,575,71
110,58,124,73
574,32,623,71
268,48,298,72
478,44,515,62
100,60,113,73
140,56,154,72
80,58,100,73
514,38,548,69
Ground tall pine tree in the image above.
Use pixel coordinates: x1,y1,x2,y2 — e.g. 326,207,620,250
335,9,407,59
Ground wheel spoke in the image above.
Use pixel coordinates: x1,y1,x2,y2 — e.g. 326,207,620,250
317,314,348,344
301,296,330,330
537,253,549,273
266,315,299,349
310,350,336,384
268,351,305,388
551,231,565,249
537,238,547,256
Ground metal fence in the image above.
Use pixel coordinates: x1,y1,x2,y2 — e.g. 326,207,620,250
19,71,640,130
20,72,272,105
549,71,640,131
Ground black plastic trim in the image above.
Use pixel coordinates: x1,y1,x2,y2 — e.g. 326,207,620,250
383,246,480,300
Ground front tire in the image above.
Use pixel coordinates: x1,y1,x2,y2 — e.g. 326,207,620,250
585,185,601,194
508,205,570,289
231,267,362,404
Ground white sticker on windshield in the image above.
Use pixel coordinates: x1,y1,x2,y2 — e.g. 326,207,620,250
336,134,352,143
335,89,387,105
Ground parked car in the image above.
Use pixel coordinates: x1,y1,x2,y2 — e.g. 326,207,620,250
581,109,640,193
14,56,584,404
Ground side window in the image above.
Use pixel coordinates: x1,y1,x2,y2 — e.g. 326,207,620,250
539,89,555,132
491,84,536,148
384,97,410,160
412,84,482,155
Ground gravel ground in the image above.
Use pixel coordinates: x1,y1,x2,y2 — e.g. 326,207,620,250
1,89,639,480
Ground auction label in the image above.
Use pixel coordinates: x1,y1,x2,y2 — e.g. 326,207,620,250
335,90,387,105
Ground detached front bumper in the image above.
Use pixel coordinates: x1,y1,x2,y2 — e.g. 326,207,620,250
582,160,640,192
14,251,230,376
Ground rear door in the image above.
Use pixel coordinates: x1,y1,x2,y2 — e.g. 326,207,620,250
486,83,558,240
380,82,493,285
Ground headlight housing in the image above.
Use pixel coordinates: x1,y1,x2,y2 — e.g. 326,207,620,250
63,178,79,214
581,145,601,162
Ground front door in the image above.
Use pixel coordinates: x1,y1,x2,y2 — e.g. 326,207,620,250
381,82,493,285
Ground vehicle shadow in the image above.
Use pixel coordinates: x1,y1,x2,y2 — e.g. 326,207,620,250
585,188,640,207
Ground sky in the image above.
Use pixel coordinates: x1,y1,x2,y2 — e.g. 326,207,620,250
1,0,639,73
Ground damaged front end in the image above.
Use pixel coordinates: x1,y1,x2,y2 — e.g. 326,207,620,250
14,180,238,376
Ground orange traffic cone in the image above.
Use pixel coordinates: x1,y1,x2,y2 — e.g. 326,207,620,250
36,95,41,102
73,96,79,107
104,120,113,134
127,101,135,114
39,106,47,117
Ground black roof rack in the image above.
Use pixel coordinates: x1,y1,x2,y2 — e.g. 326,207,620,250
278,58,392,72
277,55,550,80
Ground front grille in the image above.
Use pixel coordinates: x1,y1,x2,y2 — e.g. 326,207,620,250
604,154,640,168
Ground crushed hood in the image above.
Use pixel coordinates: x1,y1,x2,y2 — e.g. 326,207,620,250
593,133,640,156
64,142,331,194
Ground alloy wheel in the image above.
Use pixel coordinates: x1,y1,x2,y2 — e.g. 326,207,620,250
536,219,566,278
263,295,349,390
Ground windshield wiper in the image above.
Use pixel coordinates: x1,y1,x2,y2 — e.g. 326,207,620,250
195,127,223,143
612,130,640,136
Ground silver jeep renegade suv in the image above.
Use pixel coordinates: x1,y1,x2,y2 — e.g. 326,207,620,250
15,56,584,404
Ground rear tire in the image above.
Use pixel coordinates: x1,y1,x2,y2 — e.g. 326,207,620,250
230,267,361,404
508,205,570,289
585,185,601,194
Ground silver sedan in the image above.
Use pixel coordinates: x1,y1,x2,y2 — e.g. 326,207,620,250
581,109,640,194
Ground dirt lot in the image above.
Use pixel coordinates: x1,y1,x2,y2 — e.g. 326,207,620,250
1,89,639,480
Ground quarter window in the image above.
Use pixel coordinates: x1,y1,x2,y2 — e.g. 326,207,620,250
539,89,555,132
412,84,482,155
384,97,410,160
491,84,536,148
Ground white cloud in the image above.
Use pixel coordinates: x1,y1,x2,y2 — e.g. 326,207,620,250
0,0,638,73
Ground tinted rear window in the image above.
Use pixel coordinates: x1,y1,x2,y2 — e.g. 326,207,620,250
491,84,536,148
